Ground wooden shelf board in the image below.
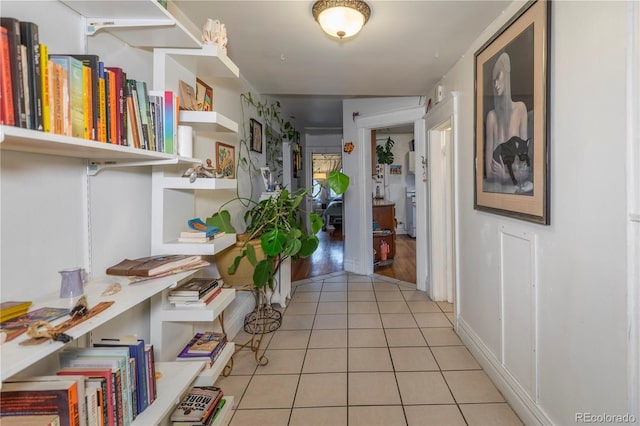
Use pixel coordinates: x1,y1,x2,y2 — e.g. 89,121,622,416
157,45,239,79
156,233,237,256
158,289,236,322
178,111,238,133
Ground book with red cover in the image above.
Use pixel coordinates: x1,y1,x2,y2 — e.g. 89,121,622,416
0,379,81,426
0,26,15,126
0,17,26,127
106,254,202,277
57,367,115,426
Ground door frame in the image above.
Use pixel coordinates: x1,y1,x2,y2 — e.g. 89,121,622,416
355,106,426,287
421,92,460,314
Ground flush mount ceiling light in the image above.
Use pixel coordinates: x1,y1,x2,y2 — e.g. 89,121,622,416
312,0,371,39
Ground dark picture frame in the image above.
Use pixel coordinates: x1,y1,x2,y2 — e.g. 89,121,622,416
250,118,263,153
474,0,551,225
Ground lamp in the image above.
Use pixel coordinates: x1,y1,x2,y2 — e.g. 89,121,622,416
312,0,371,39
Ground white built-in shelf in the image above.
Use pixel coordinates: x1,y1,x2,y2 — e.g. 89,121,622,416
60,0,201,48
158,288,235,322
131,361,205,425
191,342,235,387
155,45,239,80
157,232,237,256
178,111,238,134
0,126,200,166
160,176,237,190
0,271,198,383
212,396,234,426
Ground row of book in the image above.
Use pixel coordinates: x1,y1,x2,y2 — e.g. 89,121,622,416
0,17,177,154
170,386,226,426
0,340,157,426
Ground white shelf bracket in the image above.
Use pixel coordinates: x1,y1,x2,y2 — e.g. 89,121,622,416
84,17,175,36
87,158,179,176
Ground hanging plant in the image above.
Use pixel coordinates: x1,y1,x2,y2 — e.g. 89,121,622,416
376,136,395,164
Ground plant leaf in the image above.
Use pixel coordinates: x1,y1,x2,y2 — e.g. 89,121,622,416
299,235,319,257
253,259,274,289
261,230,286,256
228,254,242,275
246,243,258,266
282,238,302,257
310,213,323,234
327,171,350,195
206,210,236,233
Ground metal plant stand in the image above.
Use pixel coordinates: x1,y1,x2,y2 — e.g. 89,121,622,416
223,285,282,374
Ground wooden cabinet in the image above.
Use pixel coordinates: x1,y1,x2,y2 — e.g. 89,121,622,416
372,201,396,263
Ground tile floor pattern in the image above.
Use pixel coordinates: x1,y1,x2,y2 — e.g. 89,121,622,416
215,272,523,426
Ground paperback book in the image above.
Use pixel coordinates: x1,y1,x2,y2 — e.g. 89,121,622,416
170,386,223,425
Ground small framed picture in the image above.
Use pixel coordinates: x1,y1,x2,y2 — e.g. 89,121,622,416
216,141,236,179
195,78,213,111
178,80,197,111
250,118,263,153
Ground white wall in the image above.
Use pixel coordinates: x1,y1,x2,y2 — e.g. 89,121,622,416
434,1,630,423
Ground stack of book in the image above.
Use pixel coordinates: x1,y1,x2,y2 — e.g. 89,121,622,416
170,386,225,426
177,229,225,243
168,278,221,307
177,218,221,243
0,301,32,322
176,331,228,366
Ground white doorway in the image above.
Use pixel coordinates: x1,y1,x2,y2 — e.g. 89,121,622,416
420,92,459,310
354,106,426,289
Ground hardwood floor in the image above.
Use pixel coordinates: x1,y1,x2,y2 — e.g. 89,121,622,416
292,226,417,284
374,234,416,284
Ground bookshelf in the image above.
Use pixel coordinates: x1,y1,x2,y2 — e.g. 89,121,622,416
0,1,239,425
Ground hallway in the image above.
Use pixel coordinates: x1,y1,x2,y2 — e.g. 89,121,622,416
216,272,522,425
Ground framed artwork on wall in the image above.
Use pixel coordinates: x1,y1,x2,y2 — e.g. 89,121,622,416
250,118,263,153
473,0,551,225
195,78,213,111
216,141,236,179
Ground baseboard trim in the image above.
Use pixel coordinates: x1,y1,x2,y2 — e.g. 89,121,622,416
457,318,552,425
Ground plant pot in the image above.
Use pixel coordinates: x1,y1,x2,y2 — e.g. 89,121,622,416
215,239,265,286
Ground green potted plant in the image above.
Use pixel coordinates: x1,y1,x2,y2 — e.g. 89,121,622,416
207,170,349,290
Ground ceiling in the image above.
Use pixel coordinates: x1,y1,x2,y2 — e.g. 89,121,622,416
173,1,511,132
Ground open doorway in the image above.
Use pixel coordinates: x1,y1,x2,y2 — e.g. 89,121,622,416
371,126,417,284
292,151,345,280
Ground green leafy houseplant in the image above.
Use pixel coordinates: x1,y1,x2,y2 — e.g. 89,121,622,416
376,136,395,165
207,170,349,290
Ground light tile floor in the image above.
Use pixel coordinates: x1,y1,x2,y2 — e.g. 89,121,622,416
215,272,523,426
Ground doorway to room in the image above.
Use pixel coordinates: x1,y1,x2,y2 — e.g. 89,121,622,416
292,151,345,280
371,126,417,284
